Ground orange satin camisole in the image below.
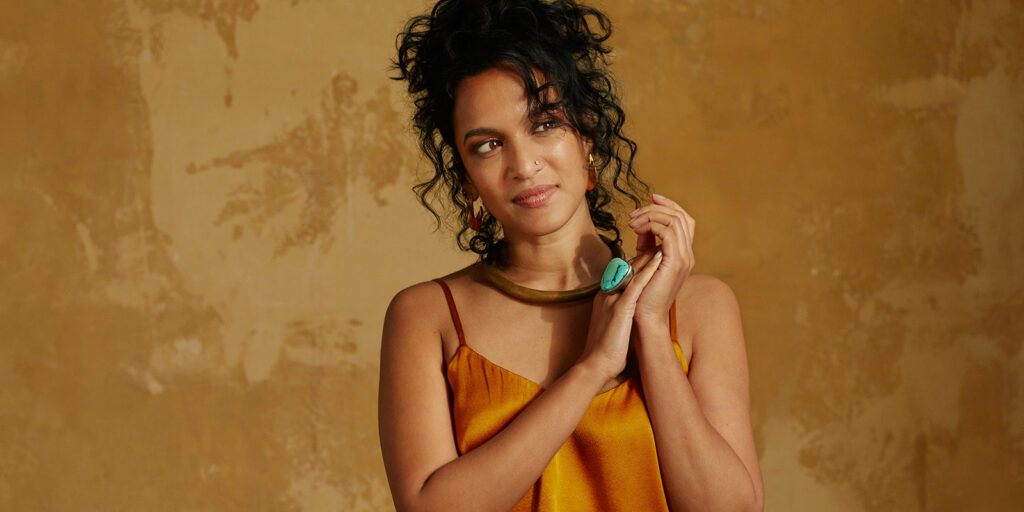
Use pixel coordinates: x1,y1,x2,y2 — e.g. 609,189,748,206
433,278,689,511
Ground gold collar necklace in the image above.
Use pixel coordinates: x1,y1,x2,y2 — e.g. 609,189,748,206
483,235,626,303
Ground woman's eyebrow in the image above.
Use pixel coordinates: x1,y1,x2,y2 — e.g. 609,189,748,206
462,127,500,144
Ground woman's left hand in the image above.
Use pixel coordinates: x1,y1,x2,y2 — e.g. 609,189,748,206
626,193,696,323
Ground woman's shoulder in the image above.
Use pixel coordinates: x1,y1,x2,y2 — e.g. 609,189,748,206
674,273,743,341
383,263,483,329
389,261,480,298
677,274,739,305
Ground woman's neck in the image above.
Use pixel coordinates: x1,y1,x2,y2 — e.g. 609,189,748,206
497,227,614,290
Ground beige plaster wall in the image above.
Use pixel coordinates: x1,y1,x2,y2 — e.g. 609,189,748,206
1,0,1021,510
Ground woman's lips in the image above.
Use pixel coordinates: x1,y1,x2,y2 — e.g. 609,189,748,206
513,185,557,208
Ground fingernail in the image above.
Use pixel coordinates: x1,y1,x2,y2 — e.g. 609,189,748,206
655,250,663,258
629,208,640,216
653,193,666,201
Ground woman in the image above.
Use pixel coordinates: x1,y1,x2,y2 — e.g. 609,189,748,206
379,1,764,510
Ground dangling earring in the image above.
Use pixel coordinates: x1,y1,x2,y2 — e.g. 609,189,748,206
465,193,484,231
587,153,597,191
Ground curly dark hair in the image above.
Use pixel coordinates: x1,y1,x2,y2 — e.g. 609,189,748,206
393,0,649,263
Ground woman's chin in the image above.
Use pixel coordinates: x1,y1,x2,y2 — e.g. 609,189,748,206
502,216,577,239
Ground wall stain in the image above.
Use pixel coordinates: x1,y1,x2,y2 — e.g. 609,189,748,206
186,73,408,256
283,318,361,366
2,1,393,510
274,362,390,511
928,362,1024,510
0,1,291,509
783,1,1024,509
135,0,260,59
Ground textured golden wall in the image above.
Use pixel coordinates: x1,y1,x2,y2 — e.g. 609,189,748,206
1,0,1021,510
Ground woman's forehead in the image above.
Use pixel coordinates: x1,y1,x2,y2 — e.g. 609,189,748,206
455,68,527,118
452,66,558,134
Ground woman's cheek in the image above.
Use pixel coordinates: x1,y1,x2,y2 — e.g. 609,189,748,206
541,133,577,163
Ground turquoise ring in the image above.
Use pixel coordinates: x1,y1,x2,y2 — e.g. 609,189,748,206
600,257,634,294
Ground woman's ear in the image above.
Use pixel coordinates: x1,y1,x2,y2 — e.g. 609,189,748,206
582,136,594,159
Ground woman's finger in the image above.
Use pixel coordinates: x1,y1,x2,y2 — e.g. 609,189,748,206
629,207,689,245
630,218,681,253
629,205,686,224
630,221,693,272
651,193,686,213
636,229,657,253
652,197,696,246
630,204,694,253
628,247,661,269
620,250,663,303
628,210,681,230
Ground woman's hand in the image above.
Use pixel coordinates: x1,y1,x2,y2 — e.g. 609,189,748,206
578,250,663,381
627,194,696,322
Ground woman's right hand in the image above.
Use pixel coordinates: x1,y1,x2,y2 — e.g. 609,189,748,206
579,249,664,381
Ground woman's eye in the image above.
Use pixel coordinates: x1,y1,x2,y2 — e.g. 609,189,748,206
474,139,501,155
535,121,559,133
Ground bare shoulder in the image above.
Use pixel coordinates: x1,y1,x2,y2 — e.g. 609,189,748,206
676,274,741,319
386,262,476,314
385,280,442,325
674,274,744,349
679,273,736,296
386,279,447,323
383,280,449,346
382,264,479,356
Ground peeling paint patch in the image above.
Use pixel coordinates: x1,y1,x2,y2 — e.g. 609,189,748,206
187,72,408,256
877,75,965,110
286,469,345,512
241,320,286,382
149,337,212,376
102,231,177,309
134,0,260,58
282,319,359,366
75,222,102,273
123,365,166,395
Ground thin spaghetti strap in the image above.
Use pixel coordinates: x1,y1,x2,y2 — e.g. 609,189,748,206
669,299,678,343
432,278,467,347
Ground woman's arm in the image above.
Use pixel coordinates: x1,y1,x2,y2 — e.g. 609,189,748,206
634,276,764,512
626,194,763,511
378,273,655,512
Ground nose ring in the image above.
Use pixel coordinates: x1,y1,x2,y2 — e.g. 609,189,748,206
534,160,541,165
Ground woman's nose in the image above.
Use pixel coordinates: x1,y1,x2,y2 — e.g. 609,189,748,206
506,143,542,180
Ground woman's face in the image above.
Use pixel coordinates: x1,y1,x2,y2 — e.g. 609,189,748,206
452,65,593,239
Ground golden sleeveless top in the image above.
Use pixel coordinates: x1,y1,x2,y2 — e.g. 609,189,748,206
433,279,689,511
